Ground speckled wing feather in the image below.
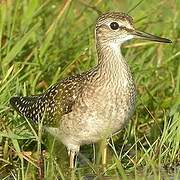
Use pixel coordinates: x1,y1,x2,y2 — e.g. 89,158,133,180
10,74,88,126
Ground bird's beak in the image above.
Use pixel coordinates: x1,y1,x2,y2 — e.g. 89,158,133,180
131,30,172,43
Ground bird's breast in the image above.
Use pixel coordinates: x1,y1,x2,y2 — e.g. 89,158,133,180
71,75,136,141
59,67,136,145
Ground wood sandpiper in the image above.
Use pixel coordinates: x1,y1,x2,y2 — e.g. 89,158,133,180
10,12,172,168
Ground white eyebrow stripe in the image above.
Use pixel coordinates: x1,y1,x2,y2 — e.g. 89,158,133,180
106,20,132,29
107,21,124,27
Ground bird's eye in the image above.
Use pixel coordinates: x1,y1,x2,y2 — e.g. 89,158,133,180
110,22,119,30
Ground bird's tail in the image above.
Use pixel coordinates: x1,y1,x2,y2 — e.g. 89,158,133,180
10,96,42,122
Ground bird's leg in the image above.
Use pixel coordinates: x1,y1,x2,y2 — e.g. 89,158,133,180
69,150,76,169
68,145,79,169
101,139,108,166
101,142,107,166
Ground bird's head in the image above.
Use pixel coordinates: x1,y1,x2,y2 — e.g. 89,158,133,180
95,12,172,47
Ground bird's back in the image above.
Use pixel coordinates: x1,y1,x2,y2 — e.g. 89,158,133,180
10,73,90,126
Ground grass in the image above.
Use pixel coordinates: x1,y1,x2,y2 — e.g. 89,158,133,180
0,0,179,179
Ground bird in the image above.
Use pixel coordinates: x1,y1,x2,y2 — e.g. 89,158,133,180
10,12,172,168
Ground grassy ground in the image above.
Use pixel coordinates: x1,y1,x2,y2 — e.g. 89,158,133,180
0,0,179,179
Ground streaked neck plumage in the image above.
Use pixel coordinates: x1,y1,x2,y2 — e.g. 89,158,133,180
95,37,132,88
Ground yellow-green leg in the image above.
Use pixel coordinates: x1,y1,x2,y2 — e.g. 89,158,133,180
101,139,109,167
69,151,76,169
102,142,107,166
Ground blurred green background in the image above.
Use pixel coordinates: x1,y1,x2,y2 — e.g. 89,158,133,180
0,0,179,179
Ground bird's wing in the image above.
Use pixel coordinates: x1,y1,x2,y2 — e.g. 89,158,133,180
10,74,87,126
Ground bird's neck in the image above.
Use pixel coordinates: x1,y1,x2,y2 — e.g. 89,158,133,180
96,41,131,85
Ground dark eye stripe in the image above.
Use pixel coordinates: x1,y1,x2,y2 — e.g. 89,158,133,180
121,26,134,32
